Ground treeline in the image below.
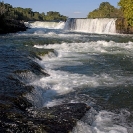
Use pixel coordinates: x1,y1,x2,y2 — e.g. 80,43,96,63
87,2,123,18
87,1,133,31
0,2,67,21
118,0,133,27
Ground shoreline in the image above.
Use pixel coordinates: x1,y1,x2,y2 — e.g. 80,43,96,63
0,19,28,34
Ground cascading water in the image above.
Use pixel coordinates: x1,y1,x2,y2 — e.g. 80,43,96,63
25,21,65,29
64,18,116,34
1,17,133,133
25,19,116,34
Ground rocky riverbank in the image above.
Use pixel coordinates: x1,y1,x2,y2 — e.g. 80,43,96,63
0,19,27,34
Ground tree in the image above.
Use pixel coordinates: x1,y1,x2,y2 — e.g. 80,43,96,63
118,0,133,26
88,2,121,18
45,11,67,21
0,2,7,15
0,2,67,21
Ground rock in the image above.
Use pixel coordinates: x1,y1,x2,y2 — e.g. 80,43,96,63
0,19,27,34
32,103,91,133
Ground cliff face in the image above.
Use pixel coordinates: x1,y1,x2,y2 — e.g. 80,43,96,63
0,19,27,34
116,18,133,34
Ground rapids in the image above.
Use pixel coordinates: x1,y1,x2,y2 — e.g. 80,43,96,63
0,20,133,133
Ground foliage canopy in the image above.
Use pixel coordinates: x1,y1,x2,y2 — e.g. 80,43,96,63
0,2,67,21
118,0,133,26
88,2,123,18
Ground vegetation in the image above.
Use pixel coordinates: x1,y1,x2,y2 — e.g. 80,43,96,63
88,2,123,18
87,1,133,33
0,1,67,21
118,0,133,27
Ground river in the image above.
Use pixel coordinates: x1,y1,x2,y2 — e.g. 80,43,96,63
0,19,133,133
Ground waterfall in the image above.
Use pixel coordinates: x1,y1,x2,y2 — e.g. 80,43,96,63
25,21,65,29
64,18,116,34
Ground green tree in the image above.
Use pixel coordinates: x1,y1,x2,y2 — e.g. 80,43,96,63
0,2,7,16
45,11,67,21
41,12,45,20
118,0,133,26
88,2,121,18
0,2,67,21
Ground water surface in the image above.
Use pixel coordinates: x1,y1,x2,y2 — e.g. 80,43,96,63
0,22,133,133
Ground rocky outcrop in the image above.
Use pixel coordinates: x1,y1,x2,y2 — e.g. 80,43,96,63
116,18,133,34
1,102,90,133
0,19,27,34
33,103,91,133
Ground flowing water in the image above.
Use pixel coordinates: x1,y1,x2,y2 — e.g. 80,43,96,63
64,18,116,34
1,19,133,133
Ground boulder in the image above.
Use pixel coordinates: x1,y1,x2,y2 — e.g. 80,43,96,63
32,103,91,133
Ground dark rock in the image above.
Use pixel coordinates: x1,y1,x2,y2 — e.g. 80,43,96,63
32,103,91,133
0,19,27,34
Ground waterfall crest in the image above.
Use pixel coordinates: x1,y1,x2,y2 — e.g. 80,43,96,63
64,18,116,34
25,21,65,29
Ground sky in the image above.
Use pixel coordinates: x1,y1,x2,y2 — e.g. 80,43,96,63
3,0,120,18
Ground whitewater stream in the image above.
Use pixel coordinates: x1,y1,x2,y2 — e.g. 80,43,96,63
1,19,133,133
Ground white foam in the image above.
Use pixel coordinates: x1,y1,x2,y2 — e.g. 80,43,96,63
26,70,100,107
28,21,65,29
21,33,133,132
34,40,133,55
64,18,116,34
72,109,129,133
27,40,133,108
26,63,133,108
55,21,65,29
24,22,31,28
